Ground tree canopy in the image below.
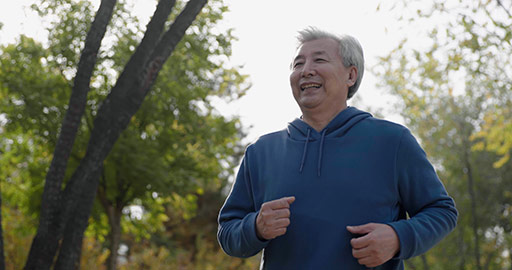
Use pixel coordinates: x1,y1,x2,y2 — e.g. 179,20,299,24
375,0,512,269
0,0,259,269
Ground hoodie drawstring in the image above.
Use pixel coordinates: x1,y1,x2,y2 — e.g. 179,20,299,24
298,128,327,177
299,128,311,173
317,129,327,177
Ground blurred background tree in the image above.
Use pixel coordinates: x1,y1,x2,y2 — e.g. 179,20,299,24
0,0,259,269
375,0,512,269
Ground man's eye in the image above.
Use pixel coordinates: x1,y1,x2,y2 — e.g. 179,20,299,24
293,62,304,68
315,58,326,62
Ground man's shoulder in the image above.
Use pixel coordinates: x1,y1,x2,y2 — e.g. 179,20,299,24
247,129,288,151
253,129,288,144
359,116,408,136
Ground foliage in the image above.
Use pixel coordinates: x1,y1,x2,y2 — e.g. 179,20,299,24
117,191,261,270
1,207,34,270
0,0,254,268
375,0,512,269
472,106,512,168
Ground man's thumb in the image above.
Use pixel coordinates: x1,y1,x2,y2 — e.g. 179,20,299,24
285,196,296,204
346,223,375,234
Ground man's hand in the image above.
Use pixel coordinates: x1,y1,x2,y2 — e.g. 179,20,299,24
346,223,400,268
256,196,295,240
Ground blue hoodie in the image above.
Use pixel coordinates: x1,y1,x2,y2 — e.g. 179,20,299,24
217,107,457,269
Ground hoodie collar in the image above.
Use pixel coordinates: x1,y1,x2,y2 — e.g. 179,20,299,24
287,107,372,176
288,107,372,140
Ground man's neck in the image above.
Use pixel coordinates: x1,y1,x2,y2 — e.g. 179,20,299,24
301,105,347,132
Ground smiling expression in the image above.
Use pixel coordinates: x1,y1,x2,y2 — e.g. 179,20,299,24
290,38,356,116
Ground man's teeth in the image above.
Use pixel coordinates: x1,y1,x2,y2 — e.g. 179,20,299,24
301,84,321,90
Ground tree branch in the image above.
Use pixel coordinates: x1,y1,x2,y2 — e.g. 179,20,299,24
114,0,176,95
149,0,208,76
24,0,117,269
124,0,208,107
497,0,512,18
51,0,209,268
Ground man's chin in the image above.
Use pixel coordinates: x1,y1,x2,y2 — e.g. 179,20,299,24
297,99,322,110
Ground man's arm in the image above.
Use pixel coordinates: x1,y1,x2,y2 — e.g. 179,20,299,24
347,129,457,267
388,129,458,259
217,154,268,258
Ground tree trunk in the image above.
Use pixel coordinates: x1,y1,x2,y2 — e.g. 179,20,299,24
50,0,208,268
106,208,122,270
483,250,497,270
24,0,117,269
25,0,208,268
463,147,482,270
98,187,123,270
457,225,466,270
54,167,102,270
420,254,429,270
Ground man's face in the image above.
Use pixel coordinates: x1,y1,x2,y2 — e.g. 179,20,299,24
290,38,356,114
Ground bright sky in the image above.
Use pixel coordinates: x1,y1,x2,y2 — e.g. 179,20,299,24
219,0,406,142
0,0,409,142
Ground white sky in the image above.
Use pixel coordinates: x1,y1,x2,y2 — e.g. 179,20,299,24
0,0,412,142
218,0,406,142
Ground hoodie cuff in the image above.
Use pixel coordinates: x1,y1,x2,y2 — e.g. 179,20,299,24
244,211,269,249
387,220,413,260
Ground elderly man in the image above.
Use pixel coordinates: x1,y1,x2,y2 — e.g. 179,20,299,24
217,27,457,269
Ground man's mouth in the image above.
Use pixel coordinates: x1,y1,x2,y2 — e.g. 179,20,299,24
300,83,322,91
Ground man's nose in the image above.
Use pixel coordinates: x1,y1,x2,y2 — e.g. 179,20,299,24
300,61,316,77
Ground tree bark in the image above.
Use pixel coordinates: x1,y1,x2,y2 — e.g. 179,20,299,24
24,0,208,267
24,0,117,269
97,186,123,270
51,0,208,268
420,254,429,270
54,166,102,270
463,145,482,270
106,211,122,270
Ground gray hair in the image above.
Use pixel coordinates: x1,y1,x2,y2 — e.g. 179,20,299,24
296,27,365,99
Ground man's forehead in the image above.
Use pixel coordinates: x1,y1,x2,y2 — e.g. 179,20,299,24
295,39,338,55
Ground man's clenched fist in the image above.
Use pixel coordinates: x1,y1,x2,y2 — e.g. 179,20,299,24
347,223,400,268
256,196,295,240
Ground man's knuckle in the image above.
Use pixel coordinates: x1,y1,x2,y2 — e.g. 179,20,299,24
368,236,375,244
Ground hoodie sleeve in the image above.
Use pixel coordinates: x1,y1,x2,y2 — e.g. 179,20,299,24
217,148,268,258
388,129,458,260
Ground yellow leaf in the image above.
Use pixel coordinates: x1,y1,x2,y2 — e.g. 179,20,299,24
493,153,510,169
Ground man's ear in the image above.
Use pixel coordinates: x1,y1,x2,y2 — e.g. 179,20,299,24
347,66,358,87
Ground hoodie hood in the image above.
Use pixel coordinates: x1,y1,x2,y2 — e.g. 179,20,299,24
288,106,372,140
287,107,372,176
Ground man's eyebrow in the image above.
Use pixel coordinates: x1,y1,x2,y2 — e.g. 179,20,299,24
293,55,305,62
312,51,328,56
293,51,329,62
